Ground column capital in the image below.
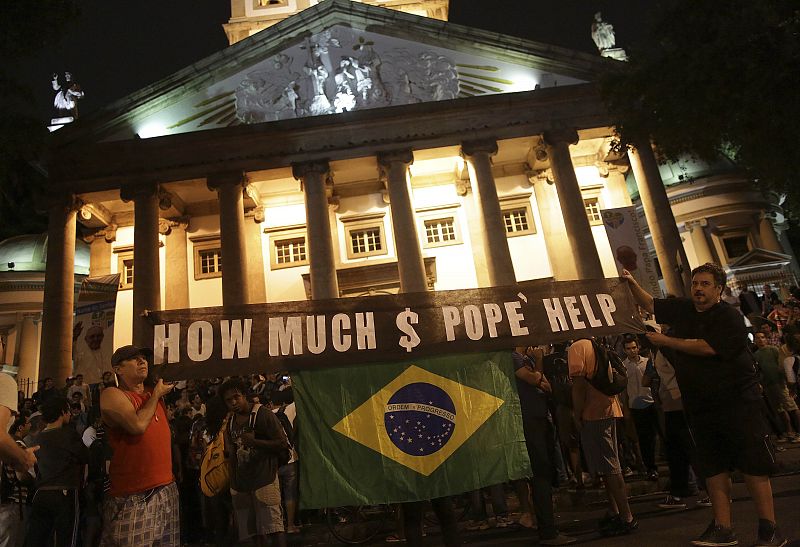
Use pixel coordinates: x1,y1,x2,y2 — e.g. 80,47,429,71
542,128,579,147
207,171,248,191
246,206,266,224
377,149,414,168
685,219,708,230
81,224,118,244
158,216,189,235
460,139,498,158
526,168,554,186
120,181,159,203
291,160,330,181
596,160,629,178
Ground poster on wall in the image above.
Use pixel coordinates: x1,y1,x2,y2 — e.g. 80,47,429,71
72,274,120,385
601,206,662,298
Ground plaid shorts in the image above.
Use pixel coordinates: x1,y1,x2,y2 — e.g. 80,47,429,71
100,482,179,547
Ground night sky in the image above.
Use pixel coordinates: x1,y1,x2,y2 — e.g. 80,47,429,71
19,0,658,123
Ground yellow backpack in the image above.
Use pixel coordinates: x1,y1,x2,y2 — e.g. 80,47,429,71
200,414,231,497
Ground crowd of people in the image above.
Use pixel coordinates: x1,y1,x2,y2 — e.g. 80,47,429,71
0,264,797,546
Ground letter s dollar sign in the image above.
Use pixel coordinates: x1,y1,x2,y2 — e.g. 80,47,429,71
396,307,421,352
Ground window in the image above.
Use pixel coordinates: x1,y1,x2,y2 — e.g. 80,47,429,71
190,236,223,280
275,238,306,265
113,247,135,290
198,248,222,275
350,227,383,255
723,236,749,259
341,213,388,259
424,218,457,244
121,258,134,289
498,194,536,237
265,225,309,270
503,208,530,234
416,204,463,249
584,197,602,225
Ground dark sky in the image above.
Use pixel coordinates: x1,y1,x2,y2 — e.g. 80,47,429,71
20,0,658,122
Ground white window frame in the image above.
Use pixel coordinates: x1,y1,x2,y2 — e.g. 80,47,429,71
416,204,463,249
341,213,388,259
498,193,536,237
581,185,605,226
265,225,309,270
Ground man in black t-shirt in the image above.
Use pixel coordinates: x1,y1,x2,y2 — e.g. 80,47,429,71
623,263,786,547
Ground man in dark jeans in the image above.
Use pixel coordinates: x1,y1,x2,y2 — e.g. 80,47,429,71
25,395,89,547
513,346,576,545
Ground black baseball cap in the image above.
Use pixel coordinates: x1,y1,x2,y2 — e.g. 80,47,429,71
111,345,147,367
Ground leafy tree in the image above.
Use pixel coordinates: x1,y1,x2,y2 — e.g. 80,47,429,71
0,0,79,240
603,1,800,208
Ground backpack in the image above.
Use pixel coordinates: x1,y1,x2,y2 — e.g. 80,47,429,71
586,339,627,396
199,414,231,498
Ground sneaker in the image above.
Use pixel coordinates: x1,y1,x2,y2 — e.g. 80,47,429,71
623,467,635,477
465,520,490,531
755,520,788,547
494,515,513,528
385,534,404,543
540,533,577,545
696,496,713,507
657,495,687,509
601,516,638,536
691,520,738,546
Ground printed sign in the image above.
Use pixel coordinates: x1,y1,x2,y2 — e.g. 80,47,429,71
149,277,644,380
602,206,662,298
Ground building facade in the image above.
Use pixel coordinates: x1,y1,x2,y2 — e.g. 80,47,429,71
1,0,794,386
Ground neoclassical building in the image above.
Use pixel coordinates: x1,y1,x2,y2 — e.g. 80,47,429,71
3,0,794,386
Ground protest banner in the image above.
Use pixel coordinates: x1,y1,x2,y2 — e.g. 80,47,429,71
149,277,643,380
601,206,662,298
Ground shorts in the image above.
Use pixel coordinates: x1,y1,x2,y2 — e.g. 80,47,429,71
278,462,298,503
764,385,798,413
580,418,622,476
688,402,777,478
231,476,284,540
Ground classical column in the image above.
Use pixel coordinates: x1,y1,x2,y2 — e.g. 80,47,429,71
87,228,114,277
543,129,604,280
16,313,40,386
461,139,517,287
121,183,161,349
530,170,579,280
758,213,784,253
39,194,79,385
378,150,428,293
245,207,267,303
161,218,190,309
208,173,250,307
628,143,690,296
686,220,714,266
292,161,339,300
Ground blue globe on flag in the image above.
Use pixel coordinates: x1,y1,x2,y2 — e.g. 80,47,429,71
384,382,456,457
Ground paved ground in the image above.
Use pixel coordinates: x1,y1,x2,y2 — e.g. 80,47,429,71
280,442,800,547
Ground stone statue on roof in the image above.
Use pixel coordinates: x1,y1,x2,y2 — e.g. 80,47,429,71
591,12,616,51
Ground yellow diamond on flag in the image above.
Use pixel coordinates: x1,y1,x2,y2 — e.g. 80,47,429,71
332,365,504,476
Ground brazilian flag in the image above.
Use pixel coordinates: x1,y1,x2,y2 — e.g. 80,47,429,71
293,351,531,509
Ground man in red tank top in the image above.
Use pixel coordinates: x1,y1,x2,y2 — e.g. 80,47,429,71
99,345,179,546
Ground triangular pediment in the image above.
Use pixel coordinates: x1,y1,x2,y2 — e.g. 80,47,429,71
728,248,792,269
56,0,612,145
